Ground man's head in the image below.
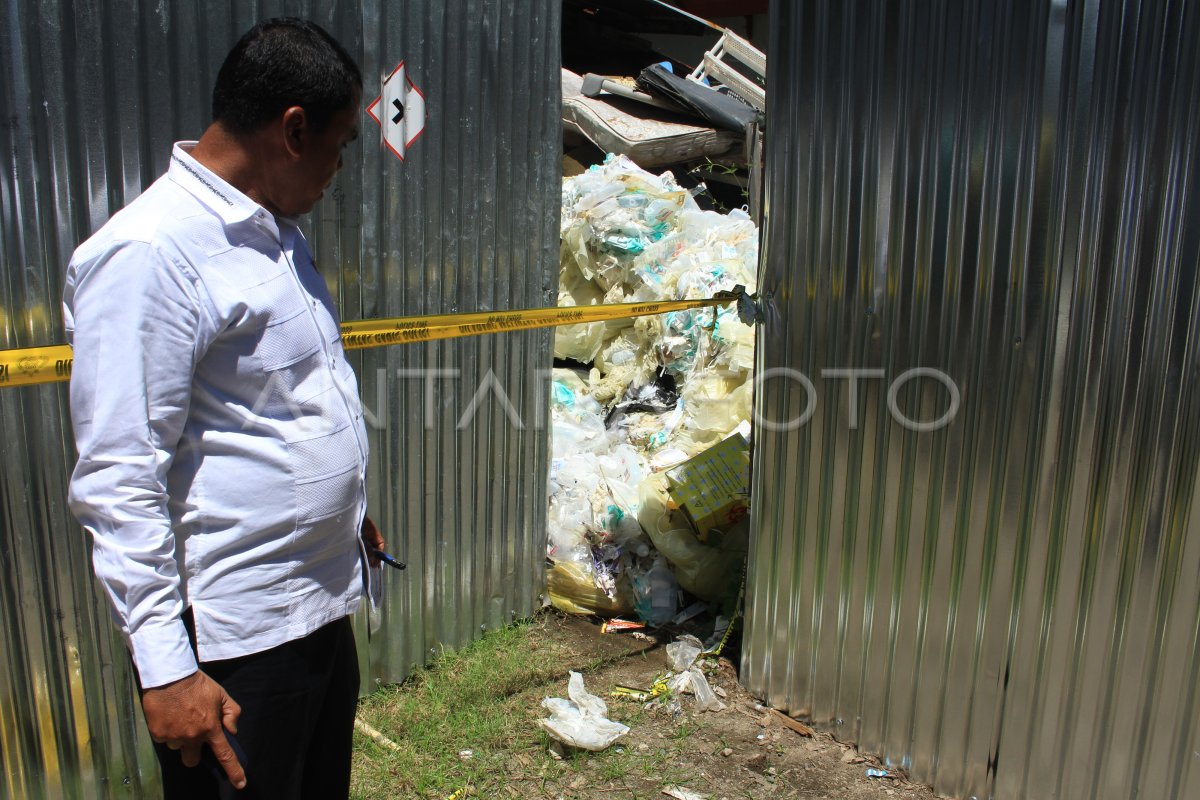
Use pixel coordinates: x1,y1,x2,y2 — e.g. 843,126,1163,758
213,18,361,136
206,18,362,216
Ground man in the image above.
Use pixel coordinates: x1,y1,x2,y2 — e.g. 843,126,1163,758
64,18,383,798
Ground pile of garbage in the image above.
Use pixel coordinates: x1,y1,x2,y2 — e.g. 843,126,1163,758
546,154,756,625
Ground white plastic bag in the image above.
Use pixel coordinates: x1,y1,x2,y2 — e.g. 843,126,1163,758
663,786,710,800
539,671,630,751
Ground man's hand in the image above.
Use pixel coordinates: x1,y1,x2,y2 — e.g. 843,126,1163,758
142,670,246,790
361,515,385,567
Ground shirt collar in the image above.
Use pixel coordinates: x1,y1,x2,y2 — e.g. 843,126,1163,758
167,142,269,227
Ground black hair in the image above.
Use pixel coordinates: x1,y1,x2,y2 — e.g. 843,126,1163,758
211,17,362,135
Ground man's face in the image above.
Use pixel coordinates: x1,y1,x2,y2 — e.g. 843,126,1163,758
283,95,360,216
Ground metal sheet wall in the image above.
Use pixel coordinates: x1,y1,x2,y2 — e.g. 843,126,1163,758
0,1,560,797
744,1,1200,799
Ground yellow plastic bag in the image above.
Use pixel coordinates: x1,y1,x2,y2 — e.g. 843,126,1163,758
546,561,634,617
636,474,747,601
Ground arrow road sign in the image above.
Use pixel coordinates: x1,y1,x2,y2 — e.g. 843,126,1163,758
366,61,426,161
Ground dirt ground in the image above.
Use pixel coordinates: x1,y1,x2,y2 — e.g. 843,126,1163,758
521,613,940,800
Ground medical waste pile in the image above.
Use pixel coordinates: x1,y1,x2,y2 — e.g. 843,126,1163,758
546,155,756,624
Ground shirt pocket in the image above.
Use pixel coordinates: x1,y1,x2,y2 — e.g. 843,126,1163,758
293,465,360,524
257,308,322,372
286,425,362,523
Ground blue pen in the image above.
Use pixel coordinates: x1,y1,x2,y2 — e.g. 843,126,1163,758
371,548,406,571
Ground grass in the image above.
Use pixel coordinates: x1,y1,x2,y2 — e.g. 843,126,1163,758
350,616,567,798
350,612,712,799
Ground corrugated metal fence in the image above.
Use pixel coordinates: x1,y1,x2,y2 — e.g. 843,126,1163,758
745,0,1200,798
0,1,560,797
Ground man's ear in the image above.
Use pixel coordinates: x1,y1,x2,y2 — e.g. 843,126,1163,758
281,106,307,158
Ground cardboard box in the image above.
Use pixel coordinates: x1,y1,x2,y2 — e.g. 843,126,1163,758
665,434,749,539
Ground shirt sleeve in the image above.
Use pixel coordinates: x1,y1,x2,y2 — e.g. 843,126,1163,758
64,239,215,689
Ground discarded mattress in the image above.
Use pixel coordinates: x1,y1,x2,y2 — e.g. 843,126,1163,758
562,69,740,168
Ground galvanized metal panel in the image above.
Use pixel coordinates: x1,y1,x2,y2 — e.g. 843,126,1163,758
0,1,559,797
744,1,1200,798
349,0,560,688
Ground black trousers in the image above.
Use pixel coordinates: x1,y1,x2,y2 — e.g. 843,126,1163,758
146,612,360,800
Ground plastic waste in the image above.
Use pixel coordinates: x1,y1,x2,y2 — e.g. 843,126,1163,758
672,601,708,625
604,368,679,428
550,154,761,613
665,668,726,713
555,265,610,363
662,635,726,714
548,372,633,558
630,554,678,626
539,671,630,751
600,618,646,634
545,561,633,617
688,668,726,712
546,370,660,617
662,786,710,800
566,670,608,717
666,635,704,671
636,475,748,601
549,371,609,459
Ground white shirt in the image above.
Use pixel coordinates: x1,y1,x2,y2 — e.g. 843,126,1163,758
64,143,369,688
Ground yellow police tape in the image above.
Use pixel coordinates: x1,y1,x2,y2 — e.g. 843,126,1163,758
0,293,740,390
0,344,75,389
339,295,734,350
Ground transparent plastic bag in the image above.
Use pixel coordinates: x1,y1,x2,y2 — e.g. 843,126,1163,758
636,475,741,600
630,555,678,626
688,667,726,713
666,635,704,671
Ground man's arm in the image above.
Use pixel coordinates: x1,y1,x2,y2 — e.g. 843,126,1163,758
65,240,245,788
